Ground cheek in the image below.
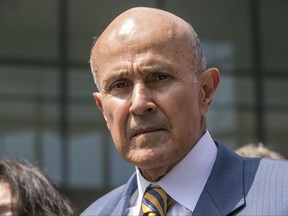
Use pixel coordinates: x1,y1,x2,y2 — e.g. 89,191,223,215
102,98,130,141
103,98,127,123
163,88,202,132
165,88,200,117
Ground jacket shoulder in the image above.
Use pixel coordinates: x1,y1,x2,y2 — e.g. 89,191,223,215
256,157,288,173
240,158,288,214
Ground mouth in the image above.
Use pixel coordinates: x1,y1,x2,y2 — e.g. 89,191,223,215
131,128,165,138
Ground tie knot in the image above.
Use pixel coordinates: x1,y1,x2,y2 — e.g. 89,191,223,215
142,187,172,216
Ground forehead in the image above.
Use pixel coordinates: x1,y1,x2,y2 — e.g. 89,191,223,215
94,27,192,70
97,44,193,87
91,8,195,86
93,38,193,89
0,180,12,210
0,180,11,197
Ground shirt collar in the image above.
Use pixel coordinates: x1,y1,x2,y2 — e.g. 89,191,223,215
135,130,217,211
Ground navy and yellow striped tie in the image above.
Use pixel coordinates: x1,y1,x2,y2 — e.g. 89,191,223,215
142,187,172,216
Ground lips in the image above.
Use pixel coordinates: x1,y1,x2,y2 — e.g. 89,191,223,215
128,127,165,139
133,128,162,137
127,116,170,140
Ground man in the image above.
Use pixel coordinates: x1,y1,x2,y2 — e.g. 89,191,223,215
82,7,288,216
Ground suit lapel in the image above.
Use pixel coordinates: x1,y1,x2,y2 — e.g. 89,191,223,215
110,173,138,215
193,142,245,215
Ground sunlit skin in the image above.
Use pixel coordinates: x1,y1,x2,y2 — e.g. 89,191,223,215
91,7,220,182
0,180,14,215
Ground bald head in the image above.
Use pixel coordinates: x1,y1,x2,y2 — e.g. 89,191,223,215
90,7,206,89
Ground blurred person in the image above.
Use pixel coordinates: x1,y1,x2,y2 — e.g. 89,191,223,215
0,159,77,216
235,142,285,159
82,7,288,215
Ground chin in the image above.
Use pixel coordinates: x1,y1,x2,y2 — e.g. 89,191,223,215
127,149,171,170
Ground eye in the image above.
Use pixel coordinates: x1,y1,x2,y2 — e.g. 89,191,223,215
111,82,130,89
107,80,132,96
155,74,169,81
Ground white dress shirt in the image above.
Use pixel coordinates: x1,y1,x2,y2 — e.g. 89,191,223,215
125,130,217,216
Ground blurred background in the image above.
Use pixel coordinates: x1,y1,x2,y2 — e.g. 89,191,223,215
1,0,287,212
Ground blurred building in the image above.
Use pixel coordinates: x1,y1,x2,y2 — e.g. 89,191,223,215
0,0,287,211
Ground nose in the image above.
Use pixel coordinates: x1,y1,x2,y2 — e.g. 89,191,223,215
129,83,156,115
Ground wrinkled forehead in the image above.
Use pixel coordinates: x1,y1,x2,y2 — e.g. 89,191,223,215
90,7,197,88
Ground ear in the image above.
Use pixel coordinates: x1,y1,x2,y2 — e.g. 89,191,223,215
93,92,103,112
199,67,220,115
93,92,110,129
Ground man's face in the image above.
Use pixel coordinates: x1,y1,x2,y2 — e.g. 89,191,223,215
0,180,13,215
92,16,216,180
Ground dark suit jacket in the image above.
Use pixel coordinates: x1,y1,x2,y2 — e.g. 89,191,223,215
81,142,288,215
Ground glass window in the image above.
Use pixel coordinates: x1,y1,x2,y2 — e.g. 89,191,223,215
261,0,288,71
42,130,63,185
208,110,256,148
214,76,254,105
68,104,105,188
265,112,288,157
68,0,158,62
0,100,62,181
109,137,135,187
68,69,96,98
264,79,288,107
0,129,35,161
68,131,104,188
166,0,252,69
0,66,59,97
0,0,58,60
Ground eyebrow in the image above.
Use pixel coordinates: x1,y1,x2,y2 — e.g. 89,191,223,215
101,64,172,87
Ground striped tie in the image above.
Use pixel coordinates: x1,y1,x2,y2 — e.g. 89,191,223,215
142,187,172,216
